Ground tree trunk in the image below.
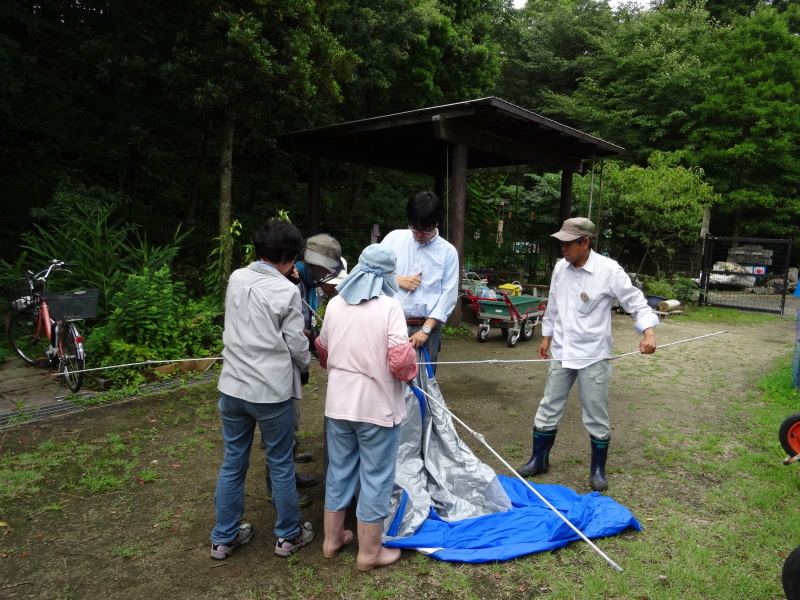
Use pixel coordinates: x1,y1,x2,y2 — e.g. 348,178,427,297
731,207,742,238
219,106,235,282
185,121,212,224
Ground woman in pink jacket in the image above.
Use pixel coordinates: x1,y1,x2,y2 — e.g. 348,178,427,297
315,244,417,571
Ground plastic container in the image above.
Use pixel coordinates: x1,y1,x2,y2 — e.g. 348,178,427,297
477,286,497,300
462,272,487,296
498,282,523,296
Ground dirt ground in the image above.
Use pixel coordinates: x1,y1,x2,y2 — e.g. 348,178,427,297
0,311,796,599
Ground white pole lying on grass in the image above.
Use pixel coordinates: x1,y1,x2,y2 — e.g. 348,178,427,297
408,382,625,573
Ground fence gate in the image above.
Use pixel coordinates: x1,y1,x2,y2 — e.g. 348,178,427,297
700,236,793,315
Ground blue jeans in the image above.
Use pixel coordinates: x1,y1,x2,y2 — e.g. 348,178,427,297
534,360,612,439
325,418,399,524
408,323,442,374
211,394,301,543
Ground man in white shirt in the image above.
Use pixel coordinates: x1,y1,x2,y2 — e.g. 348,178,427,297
516,217,658,491
379,191,460,374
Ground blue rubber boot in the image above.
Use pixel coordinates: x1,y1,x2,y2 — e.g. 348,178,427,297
516,429,557,477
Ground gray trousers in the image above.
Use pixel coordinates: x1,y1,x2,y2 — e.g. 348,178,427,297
533,360,612,439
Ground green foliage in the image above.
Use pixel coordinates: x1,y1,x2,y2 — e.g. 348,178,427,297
688,6,800,238
601,152,719,274
329,0,500,119
642,274,675,299
498,0,618,115
441,324,472,338
204,219,245,302
669,275,705,304
462,169,594,280
675,305,782,325
2,179,187,319
539,1,720,165
85,267,223,385
641,273,702,304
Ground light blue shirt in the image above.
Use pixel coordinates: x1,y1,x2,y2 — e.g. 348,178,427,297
380,228,460,324
542,250,659,369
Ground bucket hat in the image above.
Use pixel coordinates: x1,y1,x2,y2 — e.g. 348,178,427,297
336,245,399,305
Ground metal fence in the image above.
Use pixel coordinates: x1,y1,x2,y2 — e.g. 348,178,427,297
700,236,793,315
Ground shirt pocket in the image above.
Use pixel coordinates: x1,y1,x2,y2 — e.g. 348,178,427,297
576,293,597,317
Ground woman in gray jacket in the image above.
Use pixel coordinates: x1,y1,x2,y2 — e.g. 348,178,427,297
209,219,314,560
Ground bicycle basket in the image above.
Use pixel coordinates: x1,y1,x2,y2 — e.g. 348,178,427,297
2,277,40,312
44,289,100,320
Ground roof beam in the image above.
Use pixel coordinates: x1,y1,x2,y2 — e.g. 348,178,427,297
281,140,442,175
431,115,585,174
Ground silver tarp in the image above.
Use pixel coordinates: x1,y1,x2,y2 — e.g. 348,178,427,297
384,361,512,539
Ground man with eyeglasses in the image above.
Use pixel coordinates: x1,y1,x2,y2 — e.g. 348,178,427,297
379,191,460,374
516,217,658,492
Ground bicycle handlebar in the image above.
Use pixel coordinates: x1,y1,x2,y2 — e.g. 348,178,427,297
32,259,75,282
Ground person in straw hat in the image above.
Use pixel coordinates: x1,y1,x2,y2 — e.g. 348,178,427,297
314,244,418,571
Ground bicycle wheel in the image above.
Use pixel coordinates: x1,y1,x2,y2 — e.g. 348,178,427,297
58,322,85,393
8,311,45,365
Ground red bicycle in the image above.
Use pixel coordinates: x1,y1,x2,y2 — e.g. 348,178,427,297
4,260,98,393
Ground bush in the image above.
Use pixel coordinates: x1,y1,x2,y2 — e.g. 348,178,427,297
642,273,703,304
84,267,223,385
1,178,187,319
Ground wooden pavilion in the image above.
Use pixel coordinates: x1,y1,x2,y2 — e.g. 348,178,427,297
274,96,624,290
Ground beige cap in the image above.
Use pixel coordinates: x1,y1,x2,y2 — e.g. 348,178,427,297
551,217,596,241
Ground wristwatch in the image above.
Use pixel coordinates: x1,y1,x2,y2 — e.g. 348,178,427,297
421,325,432,335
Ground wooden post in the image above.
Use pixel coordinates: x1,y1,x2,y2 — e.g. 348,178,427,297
448,143,467,326
559,170,573,226
308,156,321,235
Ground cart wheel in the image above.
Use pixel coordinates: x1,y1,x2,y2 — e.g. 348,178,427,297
783,545,800,600
507,330,520,348
500,328,509,340
779,413,800,456
521,319,535,341
477,328,489,343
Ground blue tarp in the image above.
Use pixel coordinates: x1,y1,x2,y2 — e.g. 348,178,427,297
385,475,642,563
383,347,641,563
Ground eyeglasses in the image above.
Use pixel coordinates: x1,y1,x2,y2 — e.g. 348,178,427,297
409,226,435,235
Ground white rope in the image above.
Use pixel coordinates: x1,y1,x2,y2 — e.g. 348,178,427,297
55,331,729,379
61,357,219,376
408,381,624,573
416,331,729,366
